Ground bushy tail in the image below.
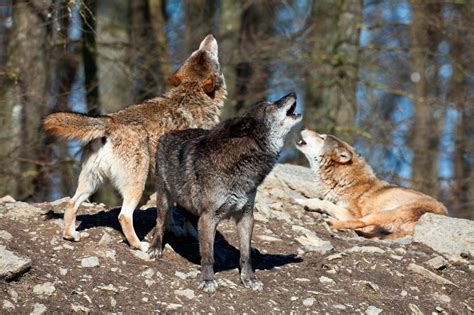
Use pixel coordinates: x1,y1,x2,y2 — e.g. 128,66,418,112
42,112,112,143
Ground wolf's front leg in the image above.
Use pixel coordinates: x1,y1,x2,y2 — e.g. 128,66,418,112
295,198,354,221
197,212,218,293
148,187,171,259
235,201,263,291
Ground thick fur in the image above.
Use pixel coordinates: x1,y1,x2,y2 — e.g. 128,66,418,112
296,129,448,239
149,93,301,292
41,35,227,251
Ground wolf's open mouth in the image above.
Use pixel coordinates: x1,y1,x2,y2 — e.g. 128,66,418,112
286,101,301,119
296,139,306,146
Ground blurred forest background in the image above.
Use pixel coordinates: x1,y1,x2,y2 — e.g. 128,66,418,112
0,0,472,218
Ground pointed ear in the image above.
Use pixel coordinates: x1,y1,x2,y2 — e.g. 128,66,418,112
199,34,218,57
168,73,181,87
202,74,216,94
334,147,352,164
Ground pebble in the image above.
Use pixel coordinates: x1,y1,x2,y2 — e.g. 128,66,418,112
141,268,155,279
347,246,385,254
166,303,183,311
326,253,344,261
59,268,68,276
366,305,383,315
81,256,99,268
407,263,454,286
8,288,18,302
408,303,423,315
110,297,117,308
174,289,195,300
2,300,14,310
334,304,347,310
96,284,119,293
105,249,116,261
33,282,56,296
303,297,315,306
425,256,448,270
433,292,451,304
0,230,12,241
71,304,90,313
31,303,47,315
319,276,335,284
290,296,298,301
401,290,408,297
98,232,114,246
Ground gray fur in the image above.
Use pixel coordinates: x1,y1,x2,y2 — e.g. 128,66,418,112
148,93,302,292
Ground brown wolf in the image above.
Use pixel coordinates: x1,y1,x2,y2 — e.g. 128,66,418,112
295,129,448,239
42,35,227,251
150,93,301,292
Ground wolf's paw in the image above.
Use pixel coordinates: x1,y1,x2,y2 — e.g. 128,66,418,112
241,278,264,291
198,280,218,294
294,198,308,207
137,241,150,252
147,245,162,260
63,231,81,242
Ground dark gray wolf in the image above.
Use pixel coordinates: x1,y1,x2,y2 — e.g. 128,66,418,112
295,129,448,239
42,35,226,251
149,93,302,292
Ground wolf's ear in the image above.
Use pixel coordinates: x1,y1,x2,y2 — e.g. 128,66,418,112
334,147,352,164
202,74,216,94
168,73,182,87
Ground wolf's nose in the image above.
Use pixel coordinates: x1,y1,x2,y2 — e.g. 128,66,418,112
285,92,297,99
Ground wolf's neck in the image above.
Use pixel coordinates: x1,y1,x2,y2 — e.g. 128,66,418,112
167,82,227,111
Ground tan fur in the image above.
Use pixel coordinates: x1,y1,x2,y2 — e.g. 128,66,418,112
296,129,448,239
42,35,227,251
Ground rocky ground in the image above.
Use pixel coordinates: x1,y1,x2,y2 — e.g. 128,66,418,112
0,164,473,314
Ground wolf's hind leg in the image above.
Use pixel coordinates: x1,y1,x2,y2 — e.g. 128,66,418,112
63,168,102,241
148,185,171,259
118,184,147,251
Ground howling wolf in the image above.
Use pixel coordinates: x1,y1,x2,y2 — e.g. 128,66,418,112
149,93,302,293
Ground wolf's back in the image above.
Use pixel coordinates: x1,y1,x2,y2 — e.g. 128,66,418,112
42,112,111,143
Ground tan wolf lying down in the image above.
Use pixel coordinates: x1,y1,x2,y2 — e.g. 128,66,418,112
295,129,448,239
42,35,227,251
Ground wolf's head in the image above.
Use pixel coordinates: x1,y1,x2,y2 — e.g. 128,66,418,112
238,93,302,152
168,34,225,98
296,130,355,167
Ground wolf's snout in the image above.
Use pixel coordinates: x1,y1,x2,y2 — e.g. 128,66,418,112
199,34,218,56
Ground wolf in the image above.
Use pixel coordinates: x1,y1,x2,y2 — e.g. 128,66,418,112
42,35,227,251
295,129,448,239
149,93,301,293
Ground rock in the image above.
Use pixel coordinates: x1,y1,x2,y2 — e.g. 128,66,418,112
165,303,183,311
0,245,31,281
31,303,47,315
0,195,15,204
302,297,316,306
2,202,40,221
175,270,199,280
257,235,282,242
8,288,18,302
346,246,385,254
97,284,119,293
433,292,451,304
319,276,335,284
366,305,383,315
407,263,455,286
269,164,321,198
326,253,344,261
2,300,14,310
71,304,90,313
292,225,333,253
131,249,153,262
49,197,70,206
81,256,99,268
33,282,56,296
401,290,408,297
413,213,474,259
408,303,423,315
174,289,195,300
334,304,347,310
98,232,114,246
0,230,13,241
425,256,448,270
141,268,155,279
59,268,68,276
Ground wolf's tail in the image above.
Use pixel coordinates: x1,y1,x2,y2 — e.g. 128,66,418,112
42,112,112,143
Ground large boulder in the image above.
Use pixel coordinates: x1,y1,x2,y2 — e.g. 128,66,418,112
413,213,474,259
